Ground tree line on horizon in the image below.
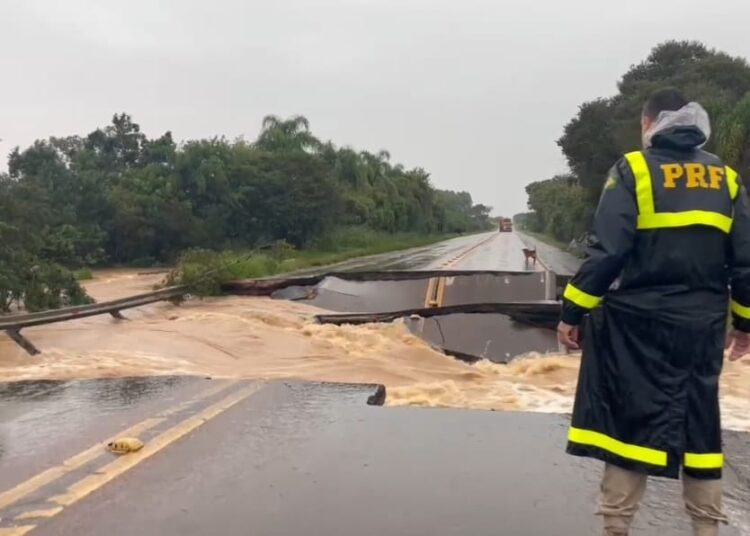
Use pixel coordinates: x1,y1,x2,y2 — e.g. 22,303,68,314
0,115,493,311
521,41,750,245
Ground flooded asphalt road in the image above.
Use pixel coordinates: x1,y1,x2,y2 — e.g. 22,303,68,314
297,231,560,362
0,377,747,536
1,234,749,535
289,232,519,274
515,231,583,278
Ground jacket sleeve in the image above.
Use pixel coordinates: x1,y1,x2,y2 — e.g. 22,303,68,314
561,158,638,326
728,170,750,332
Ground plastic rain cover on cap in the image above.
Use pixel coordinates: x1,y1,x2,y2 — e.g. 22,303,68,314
643,102,711,148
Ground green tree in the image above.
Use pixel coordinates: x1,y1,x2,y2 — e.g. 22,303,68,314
1,112,493,311
255,115,321,153
530,41,750,245
559,41,750,202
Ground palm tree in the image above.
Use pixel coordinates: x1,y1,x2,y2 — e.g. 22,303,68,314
255,115,321,153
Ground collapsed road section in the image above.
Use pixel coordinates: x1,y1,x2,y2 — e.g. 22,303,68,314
223,268,562,363
0,232,570,364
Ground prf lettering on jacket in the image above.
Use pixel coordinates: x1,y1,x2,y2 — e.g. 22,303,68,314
661,163,725,190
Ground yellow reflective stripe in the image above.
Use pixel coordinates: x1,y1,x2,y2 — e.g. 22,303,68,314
731,299,750,320
568,427,668,467
625,151,733,231
625,151,655,214
684,452,724,469
637,210,733,233
563,283,602,309
727,166,739,200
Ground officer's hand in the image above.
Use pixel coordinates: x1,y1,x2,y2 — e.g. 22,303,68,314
557,321,580,351
726,329,750,361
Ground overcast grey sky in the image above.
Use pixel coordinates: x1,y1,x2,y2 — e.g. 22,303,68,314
2,0,750,215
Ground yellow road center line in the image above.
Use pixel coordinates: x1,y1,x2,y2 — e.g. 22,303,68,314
0,527,35,536
14,507,63,521
423,233,499,309
0,417,163,513
435,277,447,307
157,380,239,418
49,383,263,509
425,277,444,307
424,278,437,307
0,380,237,512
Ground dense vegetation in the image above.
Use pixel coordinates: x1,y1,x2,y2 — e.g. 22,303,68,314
163,228,453,297
523,41,750,245
0,115,492,311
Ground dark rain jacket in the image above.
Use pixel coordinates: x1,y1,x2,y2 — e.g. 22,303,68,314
562,123,750,479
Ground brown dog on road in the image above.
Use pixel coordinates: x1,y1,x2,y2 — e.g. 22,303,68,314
522,247,537,265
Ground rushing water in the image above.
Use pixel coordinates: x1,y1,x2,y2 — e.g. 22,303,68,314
1,269,749,431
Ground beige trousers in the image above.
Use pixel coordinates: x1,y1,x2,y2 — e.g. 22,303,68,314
599,464,728,536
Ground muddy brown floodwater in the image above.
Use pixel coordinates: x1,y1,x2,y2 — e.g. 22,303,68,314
1,269,750,432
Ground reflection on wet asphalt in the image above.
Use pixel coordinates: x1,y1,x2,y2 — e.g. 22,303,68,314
296,233,559,361
0,376,201,487
516,231,583,277
306,273,550,312
291,232,508,274
1,233,748,535
0,378,744,536
307,278,430,312
302,274,559,362
440,272,547,304
409,314,559,362
295,231,542,275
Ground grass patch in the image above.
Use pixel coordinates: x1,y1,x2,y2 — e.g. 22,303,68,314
164,227,456,296
73,268,94,281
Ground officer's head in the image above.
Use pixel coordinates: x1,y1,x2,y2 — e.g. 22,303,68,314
641,88,688,135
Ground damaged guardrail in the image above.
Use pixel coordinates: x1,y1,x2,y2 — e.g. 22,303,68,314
3,269,561,357
0,286,187,355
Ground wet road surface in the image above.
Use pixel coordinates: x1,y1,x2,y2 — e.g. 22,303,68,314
291,231,532,274
516,231,583,277
300,231,560,362
0,377,747,535
421,231,540,272
3,234,748,534
407,313,559,362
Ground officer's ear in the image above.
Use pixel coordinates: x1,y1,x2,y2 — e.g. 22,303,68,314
641,114,654,136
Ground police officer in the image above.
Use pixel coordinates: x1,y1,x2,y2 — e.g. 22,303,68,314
557,88,750,536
